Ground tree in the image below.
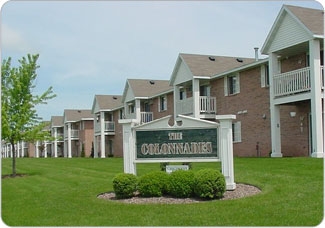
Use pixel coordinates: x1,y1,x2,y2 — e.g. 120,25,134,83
1,54,56,176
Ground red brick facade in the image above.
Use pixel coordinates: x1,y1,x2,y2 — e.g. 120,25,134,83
210,66,272,157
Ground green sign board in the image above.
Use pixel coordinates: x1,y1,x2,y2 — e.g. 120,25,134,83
136,128,218,159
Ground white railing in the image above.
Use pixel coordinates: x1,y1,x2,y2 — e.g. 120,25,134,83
141,112,153,124
273,67,311,97
200,96,217,114
176,97,193,116
70,130,79,138
104,121,115,132
176,96,217,116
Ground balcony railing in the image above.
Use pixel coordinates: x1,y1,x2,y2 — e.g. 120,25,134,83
176,96,217,116
273,67,311,97
176,97,193,116
104,121,115,132
273,66,324,97
70,130,79,139
200,96,217,114
141,112,153,124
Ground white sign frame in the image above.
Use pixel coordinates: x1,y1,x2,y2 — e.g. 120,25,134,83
119,114,236,190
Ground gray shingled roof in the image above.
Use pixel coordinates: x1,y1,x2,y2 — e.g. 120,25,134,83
95,95,123,110
51,116,64,127
127,79,173,98
180,53,256,77
64,109,93,122
286,5,324,36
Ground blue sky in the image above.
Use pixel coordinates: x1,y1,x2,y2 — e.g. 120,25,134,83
1,0,323,120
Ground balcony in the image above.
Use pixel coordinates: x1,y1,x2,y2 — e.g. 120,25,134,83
65,129,79,139
71,130,79,138
200,96,217,114
95,121,115,133
104,121,115,132
176,97,193,116
273,67,310,97
273,66,324,98
56,133,64,141
176,96,217,117
141,112,153,124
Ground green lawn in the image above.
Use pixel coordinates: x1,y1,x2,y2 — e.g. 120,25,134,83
1,157,323,226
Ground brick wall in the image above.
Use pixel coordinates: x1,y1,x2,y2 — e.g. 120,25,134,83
211,66,272,157
151,92,174,121
281,53,307,72
79,120,94,157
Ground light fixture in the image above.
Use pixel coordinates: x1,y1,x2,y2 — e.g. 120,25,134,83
290,112,296,117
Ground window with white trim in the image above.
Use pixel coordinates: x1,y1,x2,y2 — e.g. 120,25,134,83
224,73,240,96
261,64,269,88
232,121,241,143
159,95,167,112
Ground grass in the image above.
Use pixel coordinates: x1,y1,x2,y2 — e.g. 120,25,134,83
1,157,323,226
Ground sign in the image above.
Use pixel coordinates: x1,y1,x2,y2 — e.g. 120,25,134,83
165,165,189,173
136,128,218,159
119,115,237,190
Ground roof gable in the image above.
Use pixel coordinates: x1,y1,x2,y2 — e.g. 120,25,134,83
64,109,93,123
170,53,255,85
169,55,193,85
92,95,122,113
51,116,64,127
122,79,173,103
262,5,324,54
286,5,324,36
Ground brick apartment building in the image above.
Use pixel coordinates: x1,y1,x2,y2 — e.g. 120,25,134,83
63,109,94,158
92,95,124,158
2,4,323,159
261,5,324,157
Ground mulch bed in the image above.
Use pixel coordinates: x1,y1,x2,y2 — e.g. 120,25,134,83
97,183,261,204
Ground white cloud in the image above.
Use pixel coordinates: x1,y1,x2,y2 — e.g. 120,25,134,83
0,24,35,54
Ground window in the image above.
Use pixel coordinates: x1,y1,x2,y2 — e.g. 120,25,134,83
232,121,241,143
128,103,134,114
159,95,167,112
119,109,124,119
224,74,240,96
179,88,186,100
261,64,269,87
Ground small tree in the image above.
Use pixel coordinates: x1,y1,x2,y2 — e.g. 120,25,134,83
1,54,56,176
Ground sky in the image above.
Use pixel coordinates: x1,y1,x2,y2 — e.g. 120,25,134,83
1,0,323,120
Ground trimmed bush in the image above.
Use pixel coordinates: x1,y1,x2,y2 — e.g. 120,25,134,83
137,171,169,197
168,170,194,198
112,173,137,199
193,169,226,199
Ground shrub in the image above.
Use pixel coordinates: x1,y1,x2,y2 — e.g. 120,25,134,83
137,171,169,197
193,169,226,199
168,170,194,198
112,173,137,199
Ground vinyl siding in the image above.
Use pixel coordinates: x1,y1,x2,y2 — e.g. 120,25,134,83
268,12,311,53
173,60,193,85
